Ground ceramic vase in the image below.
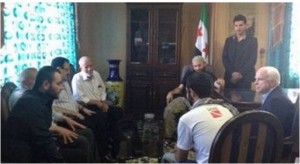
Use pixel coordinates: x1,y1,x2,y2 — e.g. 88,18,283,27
106,59,124,108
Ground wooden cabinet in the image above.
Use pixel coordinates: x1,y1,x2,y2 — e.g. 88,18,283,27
125,4,182,119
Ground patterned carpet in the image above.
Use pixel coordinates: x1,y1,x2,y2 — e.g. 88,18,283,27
120,119,196,163
163,140,196,162
125,156,158,163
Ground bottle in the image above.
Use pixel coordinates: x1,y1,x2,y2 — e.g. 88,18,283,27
143,113,158,157
142,113,154,142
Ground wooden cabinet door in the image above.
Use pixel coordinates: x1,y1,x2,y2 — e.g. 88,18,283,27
153,4,181,66
128,4,152,65
126,80,153,118
126,4,181,119
153,80,179,119
127,4,181,67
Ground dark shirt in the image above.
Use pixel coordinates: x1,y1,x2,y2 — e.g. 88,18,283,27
261,87,295,137
3,89,63,162
222,36,258,89
181,67,216,96
181,67,216,87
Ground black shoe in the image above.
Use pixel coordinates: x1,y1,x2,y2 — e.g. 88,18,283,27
102,154,118,163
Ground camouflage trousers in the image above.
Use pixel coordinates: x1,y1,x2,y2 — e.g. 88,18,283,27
163,97,191,139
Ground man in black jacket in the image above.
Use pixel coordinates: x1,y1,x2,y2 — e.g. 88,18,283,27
2,66,89,162
222,14,258,89
254,66,295,159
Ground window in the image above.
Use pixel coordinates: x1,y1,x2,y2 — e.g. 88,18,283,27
0,2,77,86
289,3,299,80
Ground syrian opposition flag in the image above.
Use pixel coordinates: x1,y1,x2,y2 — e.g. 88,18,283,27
195,3,208,59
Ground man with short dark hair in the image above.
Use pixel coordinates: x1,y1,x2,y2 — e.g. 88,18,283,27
222,14,258,89
162,72,238,163
51,57,100,162
2,66,90,162
164,55,224,142
51,57,90,119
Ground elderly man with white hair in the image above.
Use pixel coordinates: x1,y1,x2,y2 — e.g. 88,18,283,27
254,66,294,137
8,67,38,111
72,56,123,162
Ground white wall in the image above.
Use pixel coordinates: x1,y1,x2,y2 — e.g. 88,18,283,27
77,3,127,80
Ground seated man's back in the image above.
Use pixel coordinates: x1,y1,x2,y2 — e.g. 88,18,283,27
177,103,233,163
164,56,224,141
162,71,238,163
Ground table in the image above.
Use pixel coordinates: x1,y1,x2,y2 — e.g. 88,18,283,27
217,88,299,112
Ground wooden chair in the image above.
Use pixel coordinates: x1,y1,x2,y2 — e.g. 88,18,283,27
281,94,299,162
1,82,17,126
209,110,284,163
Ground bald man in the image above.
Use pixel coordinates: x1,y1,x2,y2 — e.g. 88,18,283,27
164,55,224,142
72,56,123,162
8,67,38,111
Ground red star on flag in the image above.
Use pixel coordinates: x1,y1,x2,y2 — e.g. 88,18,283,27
197,26,203,37
202,43,208,54
195,4,208,59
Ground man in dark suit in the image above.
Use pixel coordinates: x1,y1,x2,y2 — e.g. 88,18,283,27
254,66,294,137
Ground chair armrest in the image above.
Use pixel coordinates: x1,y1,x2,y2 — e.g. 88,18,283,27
283,134,297,145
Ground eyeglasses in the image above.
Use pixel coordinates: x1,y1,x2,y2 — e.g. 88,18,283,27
61,67,70,72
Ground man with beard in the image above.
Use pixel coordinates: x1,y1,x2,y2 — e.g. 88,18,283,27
2,66,90,162
162,72,238,163
51,57,100,162
164,55,224,142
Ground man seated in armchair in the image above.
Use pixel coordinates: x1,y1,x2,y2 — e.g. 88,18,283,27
72,56,124,161
162,72,238,163
163,55,225,143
